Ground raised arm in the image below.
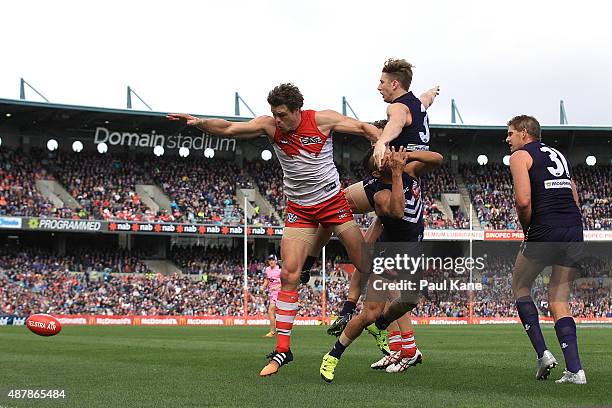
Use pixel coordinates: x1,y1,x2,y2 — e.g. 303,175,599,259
167,113,275,139
509,150,533,233
419,85,440,109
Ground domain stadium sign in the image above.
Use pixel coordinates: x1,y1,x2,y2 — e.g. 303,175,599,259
94,127,236,152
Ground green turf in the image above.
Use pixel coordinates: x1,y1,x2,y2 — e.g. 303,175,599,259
0,325,610,407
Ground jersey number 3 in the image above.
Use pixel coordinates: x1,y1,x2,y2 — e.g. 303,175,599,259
540,146,570,178
419,105,430,143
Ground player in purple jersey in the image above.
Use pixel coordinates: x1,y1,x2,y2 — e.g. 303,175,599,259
301,59,439,338
507,115,586,384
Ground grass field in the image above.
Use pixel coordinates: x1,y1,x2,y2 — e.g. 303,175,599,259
0,325,610,408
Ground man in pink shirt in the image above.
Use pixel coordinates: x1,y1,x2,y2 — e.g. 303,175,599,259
262,254,282,337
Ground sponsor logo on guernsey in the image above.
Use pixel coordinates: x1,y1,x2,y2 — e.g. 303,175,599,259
404,143,430,151
300,136,322,145
544,179,572,189
323,181,337,192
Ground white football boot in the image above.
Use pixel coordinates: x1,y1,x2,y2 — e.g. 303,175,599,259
385,349,423,373
371,350,401,370
535,350,558,380
555,369,587,384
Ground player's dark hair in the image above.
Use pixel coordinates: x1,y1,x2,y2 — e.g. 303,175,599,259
362,147,376,175
507,115,541,140
382,58,414,91
267,83,304,111
372,119,388,129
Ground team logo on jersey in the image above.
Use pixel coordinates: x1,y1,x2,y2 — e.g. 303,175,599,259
287,213,298,223
300,136,322,145
337,208,349,219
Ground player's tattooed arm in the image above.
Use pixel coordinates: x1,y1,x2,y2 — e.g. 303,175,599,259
167,113,275,139
509,150,534,232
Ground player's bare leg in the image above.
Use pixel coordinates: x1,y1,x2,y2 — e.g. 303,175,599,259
512,253,557,380
549,265,586,384
260,230,312,377
300,225,332,284
328,218,383,336
306,182,373,288
344,181,374,215
264,303,276,337
321,292,386,382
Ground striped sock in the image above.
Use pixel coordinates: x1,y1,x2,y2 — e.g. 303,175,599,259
401,330,417,358
275,290,299,353
389,331,402,352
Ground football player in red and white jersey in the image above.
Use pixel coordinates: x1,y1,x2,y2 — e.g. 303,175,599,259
168,83,380,377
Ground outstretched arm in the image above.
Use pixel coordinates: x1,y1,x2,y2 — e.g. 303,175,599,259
405,150,444,177
167,113,275,139
316,110,380,142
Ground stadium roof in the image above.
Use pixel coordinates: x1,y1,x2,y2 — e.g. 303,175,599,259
1,97,612,137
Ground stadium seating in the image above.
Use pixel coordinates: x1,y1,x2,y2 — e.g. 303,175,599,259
148,158,249,225
0,149,72,218
574,164,612,230
462,163,518,230
1,147,610,230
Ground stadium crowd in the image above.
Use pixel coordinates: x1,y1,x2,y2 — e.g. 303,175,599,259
148,158,248,225
574,164,612,230
462,163,518,230
2,249,609,318
1,147,610,230
0,149,71,218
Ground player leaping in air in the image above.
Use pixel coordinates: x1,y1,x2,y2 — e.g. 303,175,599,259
299,59,439,345
320,145,443,382
168,83,380,377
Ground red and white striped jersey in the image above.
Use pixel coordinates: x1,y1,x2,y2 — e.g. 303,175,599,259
272,110,340,206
